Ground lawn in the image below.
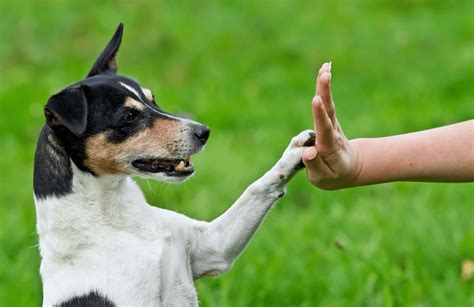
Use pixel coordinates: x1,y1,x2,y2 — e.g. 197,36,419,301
0,1,473,306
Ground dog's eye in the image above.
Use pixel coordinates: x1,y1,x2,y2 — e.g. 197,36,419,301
123,109,139,123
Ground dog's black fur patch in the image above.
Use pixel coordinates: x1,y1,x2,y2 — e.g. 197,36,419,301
87,23,123,77
34,125,73,199
45,86,88,137
57,291,115,307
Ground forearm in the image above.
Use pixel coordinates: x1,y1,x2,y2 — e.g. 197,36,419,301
191,167,286,278
350,120,474,186
207,171,283,254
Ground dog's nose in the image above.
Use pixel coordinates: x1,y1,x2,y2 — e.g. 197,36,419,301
193,124,210,145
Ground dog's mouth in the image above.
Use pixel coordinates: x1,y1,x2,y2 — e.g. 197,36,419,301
131,157,194,176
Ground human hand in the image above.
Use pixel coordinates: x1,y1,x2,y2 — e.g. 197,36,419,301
302,62,362,190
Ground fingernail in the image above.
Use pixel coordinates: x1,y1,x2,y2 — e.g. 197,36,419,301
328,61,332,72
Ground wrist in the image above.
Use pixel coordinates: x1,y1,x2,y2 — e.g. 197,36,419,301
346,138,365,188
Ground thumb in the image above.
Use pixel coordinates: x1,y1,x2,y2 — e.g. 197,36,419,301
302,146,318,168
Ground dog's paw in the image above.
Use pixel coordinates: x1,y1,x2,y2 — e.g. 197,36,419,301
288,129,316,150
276,130,315,176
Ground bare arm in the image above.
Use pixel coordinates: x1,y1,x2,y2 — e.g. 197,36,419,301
351,121,474,185
302,62,474,190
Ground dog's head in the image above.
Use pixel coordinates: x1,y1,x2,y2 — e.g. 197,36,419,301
44,23,209,183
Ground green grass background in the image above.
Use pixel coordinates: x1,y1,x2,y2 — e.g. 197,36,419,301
0,1,473,306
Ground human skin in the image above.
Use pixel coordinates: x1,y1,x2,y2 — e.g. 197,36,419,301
302,62,474,190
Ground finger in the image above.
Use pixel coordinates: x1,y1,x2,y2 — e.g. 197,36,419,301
312,96,336,150
302,145,318,161
317,62,329,80
318,71,337,125
302,147,335,181
315,62,331,96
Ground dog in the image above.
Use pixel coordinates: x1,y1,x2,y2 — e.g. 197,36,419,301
33,23,314,306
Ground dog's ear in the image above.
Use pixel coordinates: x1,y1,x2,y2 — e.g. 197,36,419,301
86,23,124,77
45,86,88,137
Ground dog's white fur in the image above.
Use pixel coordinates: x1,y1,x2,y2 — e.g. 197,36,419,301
35,130,314,306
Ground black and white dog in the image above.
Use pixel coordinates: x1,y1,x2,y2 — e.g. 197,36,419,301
33,23,314,306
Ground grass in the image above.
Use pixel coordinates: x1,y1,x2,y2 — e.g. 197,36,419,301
0,1,473,306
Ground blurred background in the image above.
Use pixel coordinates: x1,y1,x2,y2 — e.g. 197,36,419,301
0,1,473,306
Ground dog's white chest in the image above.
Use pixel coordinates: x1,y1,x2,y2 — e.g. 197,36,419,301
36,177,198,306
41,226,197,306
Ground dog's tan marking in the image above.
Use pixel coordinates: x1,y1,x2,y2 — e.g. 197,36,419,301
124,97,145,111
141,87,153,102
108,57,118,71
84,118,181,175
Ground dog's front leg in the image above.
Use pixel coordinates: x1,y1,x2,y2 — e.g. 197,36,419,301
190,130,315,278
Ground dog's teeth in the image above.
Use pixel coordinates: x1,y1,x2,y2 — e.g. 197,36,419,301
175,160,186,171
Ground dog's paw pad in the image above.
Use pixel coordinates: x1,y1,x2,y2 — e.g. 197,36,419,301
303,133,316,147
